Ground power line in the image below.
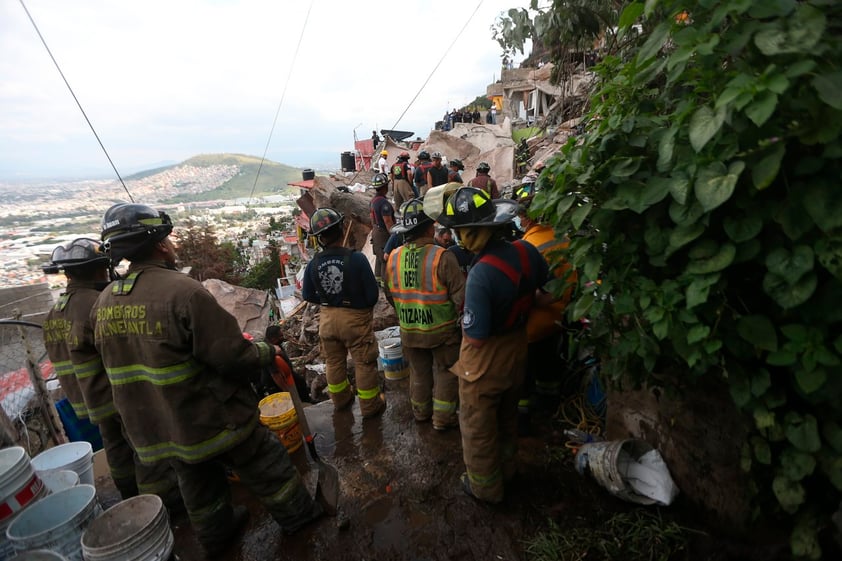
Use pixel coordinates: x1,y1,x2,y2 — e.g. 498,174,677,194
249,0,315,204
389,0,485,132
18,0,134,203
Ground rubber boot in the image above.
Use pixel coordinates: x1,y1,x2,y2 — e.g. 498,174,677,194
282,500,324,535
201,505,250,558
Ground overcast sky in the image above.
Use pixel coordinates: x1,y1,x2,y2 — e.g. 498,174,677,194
0,0,526,181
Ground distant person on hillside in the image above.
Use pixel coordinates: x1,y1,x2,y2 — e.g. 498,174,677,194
371,130,381,151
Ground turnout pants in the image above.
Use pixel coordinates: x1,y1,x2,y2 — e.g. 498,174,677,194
453,329,528,503
371,227,390,282
403,342,459,427
319,306,384,417
172,424,318,549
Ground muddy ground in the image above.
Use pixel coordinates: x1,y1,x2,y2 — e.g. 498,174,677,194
92,377,795,561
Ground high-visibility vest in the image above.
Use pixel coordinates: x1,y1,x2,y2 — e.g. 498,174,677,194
387,243,458,335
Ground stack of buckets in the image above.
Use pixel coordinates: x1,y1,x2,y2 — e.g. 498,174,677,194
2,441,99,560
378,336,408,381
1,446,50,560
80,495,173,561
258,392,303,453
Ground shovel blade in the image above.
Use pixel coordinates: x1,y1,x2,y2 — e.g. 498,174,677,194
314,461,339,516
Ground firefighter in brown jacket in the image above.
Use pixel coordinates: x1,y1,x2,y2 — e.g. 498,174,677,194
384,199,464,429
41,239,142,499
93,203,323,556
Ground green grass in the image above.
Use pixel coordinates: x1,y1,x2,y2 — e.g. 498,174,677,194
513,127,544,143
525,511,695,561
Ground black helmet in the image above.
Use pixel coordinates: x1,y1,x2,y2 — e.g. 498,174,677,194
101,203,173,260
449,158,464,170
309,208,344,235
418,150,430,160
42,238,109,274
392,198,433,235
431,151,443,160
372,173,389,189
439,187,518,228
477,161,491,172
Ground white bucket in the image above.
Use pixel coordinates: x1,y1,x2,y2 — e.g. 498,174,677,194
40,469,81,494
378,336,408,381
31,441,94,486
12,550,70,560
0,446,47,525
81,494,174,561
6,484,101,561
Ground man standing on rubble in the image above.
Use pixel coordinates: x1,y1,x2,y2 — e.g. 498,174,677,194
43,238,182,510
467,162,501,199
369,173,395,285
391,151,416,210
302,208,386,418
384,199,464,430
440,187,549,504
413,150,434,196
426,152,449,192
93,203,323,556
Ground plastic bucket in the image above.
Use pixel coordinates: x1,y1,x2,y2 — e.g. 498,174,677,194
378,337,408,381
41,469,80,494
575,439,657,505
12,550,70,560
258,393,303,453
31,441,94,486
81,494,174,561
0,446,47,525
6,483,101,561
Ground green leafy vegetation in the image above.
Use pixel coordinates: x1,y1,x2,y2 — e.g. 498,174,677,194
525,1,842,558
525,511,690,561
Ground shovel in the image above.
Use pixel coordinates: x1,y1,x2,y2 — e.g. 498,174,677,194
272,355,339,516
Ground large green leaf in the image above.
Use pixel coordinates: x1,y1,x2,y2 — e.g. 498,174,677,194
556,194,577,217
815,237,842,281
812,72,842,110
695,161,745,212
804,181,842,233
791,515,822,560
637,22,670,63
751,143,785,190
795,367,826,394
780,448,816,481
570,292,594,320
571,202,592,229
745,91,778,127
766,245,814,284
686,242,736,274
689,105,726,152
762,272,817,309
686,273,720,309
737,315,778,351
618,2,644,29
749,0,796,18
752,436,772,465
657,128,677,171
724,214,763,243
773,475,805,513
785,413,822,453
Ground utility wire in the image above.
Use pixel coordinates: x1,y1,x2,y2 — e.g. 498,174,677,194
249,0,315,204
389,0,485,132
19,0,134,202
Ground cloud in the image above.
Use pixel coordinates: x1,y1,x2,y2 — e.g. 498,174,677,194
0,0,520,178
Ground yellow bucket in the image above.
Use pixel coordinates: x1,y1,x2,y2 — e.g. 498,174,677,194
258,393,303,453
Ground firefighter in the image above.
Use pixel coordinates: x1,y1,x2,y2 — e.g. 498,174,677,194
439,187,549,504
41,239,152,501
301,208,386,418
425,152,449,191
369,173,395,285
513,190,577,434
384,199,464,430
467,162,500,199
391,151,416,210
413,150,434,196
94,203,323,556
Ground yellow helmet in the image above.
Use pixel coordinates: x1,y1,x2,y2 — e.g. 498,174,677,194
380,150,388,156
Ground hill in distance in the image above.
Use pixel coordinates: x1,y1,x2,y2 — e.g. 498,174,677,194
129,153,306,204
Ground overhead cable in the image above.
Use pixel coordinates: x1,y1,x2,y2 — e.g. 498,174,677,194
249,0,315,204
18,0,134,202
389,0,485,132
